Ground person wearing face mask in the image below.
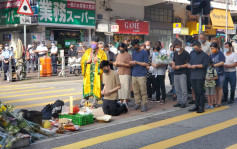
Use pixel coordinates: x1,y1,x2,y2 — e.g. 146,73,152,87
210,42,225,107
68,44,77,74
80,37,107,108
50,41,58,75
104,44,115,70
168,45,177,100
130,39,149,112
2,44,13,81
0,44,3,74
199,33,211,55
36,41,48,57
172,40,190,109
114,42,131,105
188,41,210,113
223,42,237,103
100,60,128,116
26,44,35,73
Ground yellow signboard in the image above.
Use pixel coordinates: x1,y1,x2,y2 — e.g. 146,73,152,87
180,27,189,35
173,23,181,28
186,22,216,35
210,9,234,29
196,23,205,32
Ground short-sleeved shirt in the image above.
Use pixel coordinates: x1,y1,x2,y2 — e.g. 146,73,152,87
173,50,190,75
205,68,217,87
224,52,237,72
51,46,58,54
149,52,167,76
132,49,149,77
116,52,131,75
201,41,211,54
68,48,77,57
211,51,225,76
189,50,210,80
36,46,48,55
2,50,12,59
103,71,121,100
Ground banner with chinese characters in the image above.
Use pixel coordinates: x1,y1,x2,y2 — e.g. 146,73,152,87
38,0,95,27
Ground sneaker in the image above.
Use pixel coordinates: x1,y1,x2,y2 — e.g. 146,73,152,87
141,104,148,112
173,103,181,107
205,106,210,109
133,104,140,110
122,103,128,113
210,106,214,109
180,104,186,108
197,108,205,113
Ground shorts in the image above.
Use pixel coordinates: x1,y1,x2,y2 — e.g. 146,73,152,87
215,75,225,88
118,75,131,99
206,87,215,95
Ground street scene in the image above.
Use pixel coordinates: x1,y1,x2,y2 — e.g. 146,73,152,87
1,0,237,149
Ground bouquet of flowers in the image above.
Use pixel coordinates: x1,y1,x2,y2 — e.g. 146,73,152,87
153,53,172,65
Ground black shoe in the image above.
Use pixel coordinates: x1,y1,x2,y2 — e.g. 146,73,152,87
197,108,205,113
131,91,134,98
188,100,195,104
180,104,186,108
122,103,128,113
189,106,199,112
173,103,181,107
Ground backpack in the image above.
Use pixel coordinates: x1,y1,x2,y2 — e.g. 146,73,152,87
41,104,52,119
41,100,64,119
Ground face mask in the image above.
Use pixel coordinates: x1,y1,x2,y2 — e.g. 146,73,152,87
146,46,150,49
120,50,125,53
5,47,9,50
91,44,97,50
199,39,205,43
225,48,230,52
176,48,181,52
79,44,82,47
212,49,218,54
103,70,109,73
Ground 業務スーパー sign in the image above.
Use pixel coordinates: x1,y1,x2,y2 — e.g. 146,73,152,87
38,0,95,27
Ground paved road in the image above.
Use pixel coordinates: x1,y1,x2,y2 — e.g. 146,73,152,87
25,103,237,149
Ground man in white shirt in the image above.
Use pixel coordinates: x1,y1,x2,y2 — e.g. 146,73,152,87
50,41,58,75
199,33,211,55
36,41,48,57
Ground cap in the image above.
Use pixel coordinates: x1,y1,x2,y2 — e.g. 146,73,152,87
41,41,45,44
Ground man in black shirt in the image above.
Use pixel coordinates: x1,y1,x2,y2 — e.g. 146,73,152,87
172,40,190,108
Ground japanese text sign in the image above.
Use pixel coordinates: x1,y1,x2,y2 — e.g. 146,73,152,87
38,0,95,26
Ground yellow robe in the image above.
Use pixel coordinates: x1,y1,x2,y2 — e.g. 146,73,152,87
81,48,107,100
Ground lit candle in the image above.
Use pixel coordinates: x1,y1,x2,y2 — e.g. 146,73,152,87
70,96,73,113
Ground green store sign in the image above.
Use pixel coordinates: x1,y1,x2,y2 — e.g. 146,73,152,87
0,0,95,27
38,0,95,26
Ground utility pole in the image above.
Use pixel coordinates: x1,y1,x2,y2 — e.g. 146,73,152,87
199,11,203,35
226,0,228,42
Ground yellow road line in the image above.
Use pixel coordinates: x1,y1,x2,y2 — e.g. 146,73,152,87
0,80,82,88
141,117,237,149
54,106,229,149
0,86,37,91
15,98,104,109
3,92,82,104
0,87,54,95
226,143,237,149
0,89,75,100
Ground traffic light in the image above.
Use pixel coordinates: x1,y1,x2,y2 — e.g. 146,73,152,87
186,0,206,15
203,0,212,15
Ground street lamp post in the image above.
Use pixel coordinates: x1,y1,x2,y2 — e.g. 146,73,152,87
226,0,228,42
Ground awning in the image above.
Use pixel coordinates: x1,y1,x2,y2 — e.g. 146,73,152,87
210,9,234,30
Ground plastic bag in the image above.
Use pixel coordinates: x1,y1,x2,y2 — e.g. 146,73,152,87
153,53,172,65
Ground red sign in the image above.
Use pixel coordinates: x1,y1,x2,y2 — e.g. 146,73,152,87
17,0,33,15
116,20,149,35
0,0,21,9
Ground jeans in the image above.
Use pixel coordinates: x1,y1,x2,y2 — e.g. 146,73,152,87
174,74,187,105
191,79,205,108
223,71,236,93
51,55,58,74
27,59,34,72
3,62,9,80
147,77,154,99
169,72,176,95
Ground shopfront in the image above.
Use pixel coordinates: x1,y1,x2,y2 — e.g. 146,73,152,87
113,20,149,46
0,0,95,51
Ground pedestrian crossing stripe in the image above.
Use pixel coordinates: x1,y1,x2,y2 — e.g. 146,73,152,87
0,80,82,88
0,86,37,91
53,106,229,149
1,89,76,102
141,117,237,149
0,87,54,95
226,143,237,149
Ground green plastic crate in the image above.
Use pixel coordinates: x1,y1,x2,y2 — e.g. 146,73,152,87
59,114,94,126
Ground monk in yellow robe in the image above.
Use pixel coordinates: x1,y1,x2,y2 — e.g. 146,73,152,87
81,37,107,107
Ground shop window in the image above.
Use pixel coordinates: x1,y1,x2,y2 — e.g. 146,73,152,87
145,7,172,23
